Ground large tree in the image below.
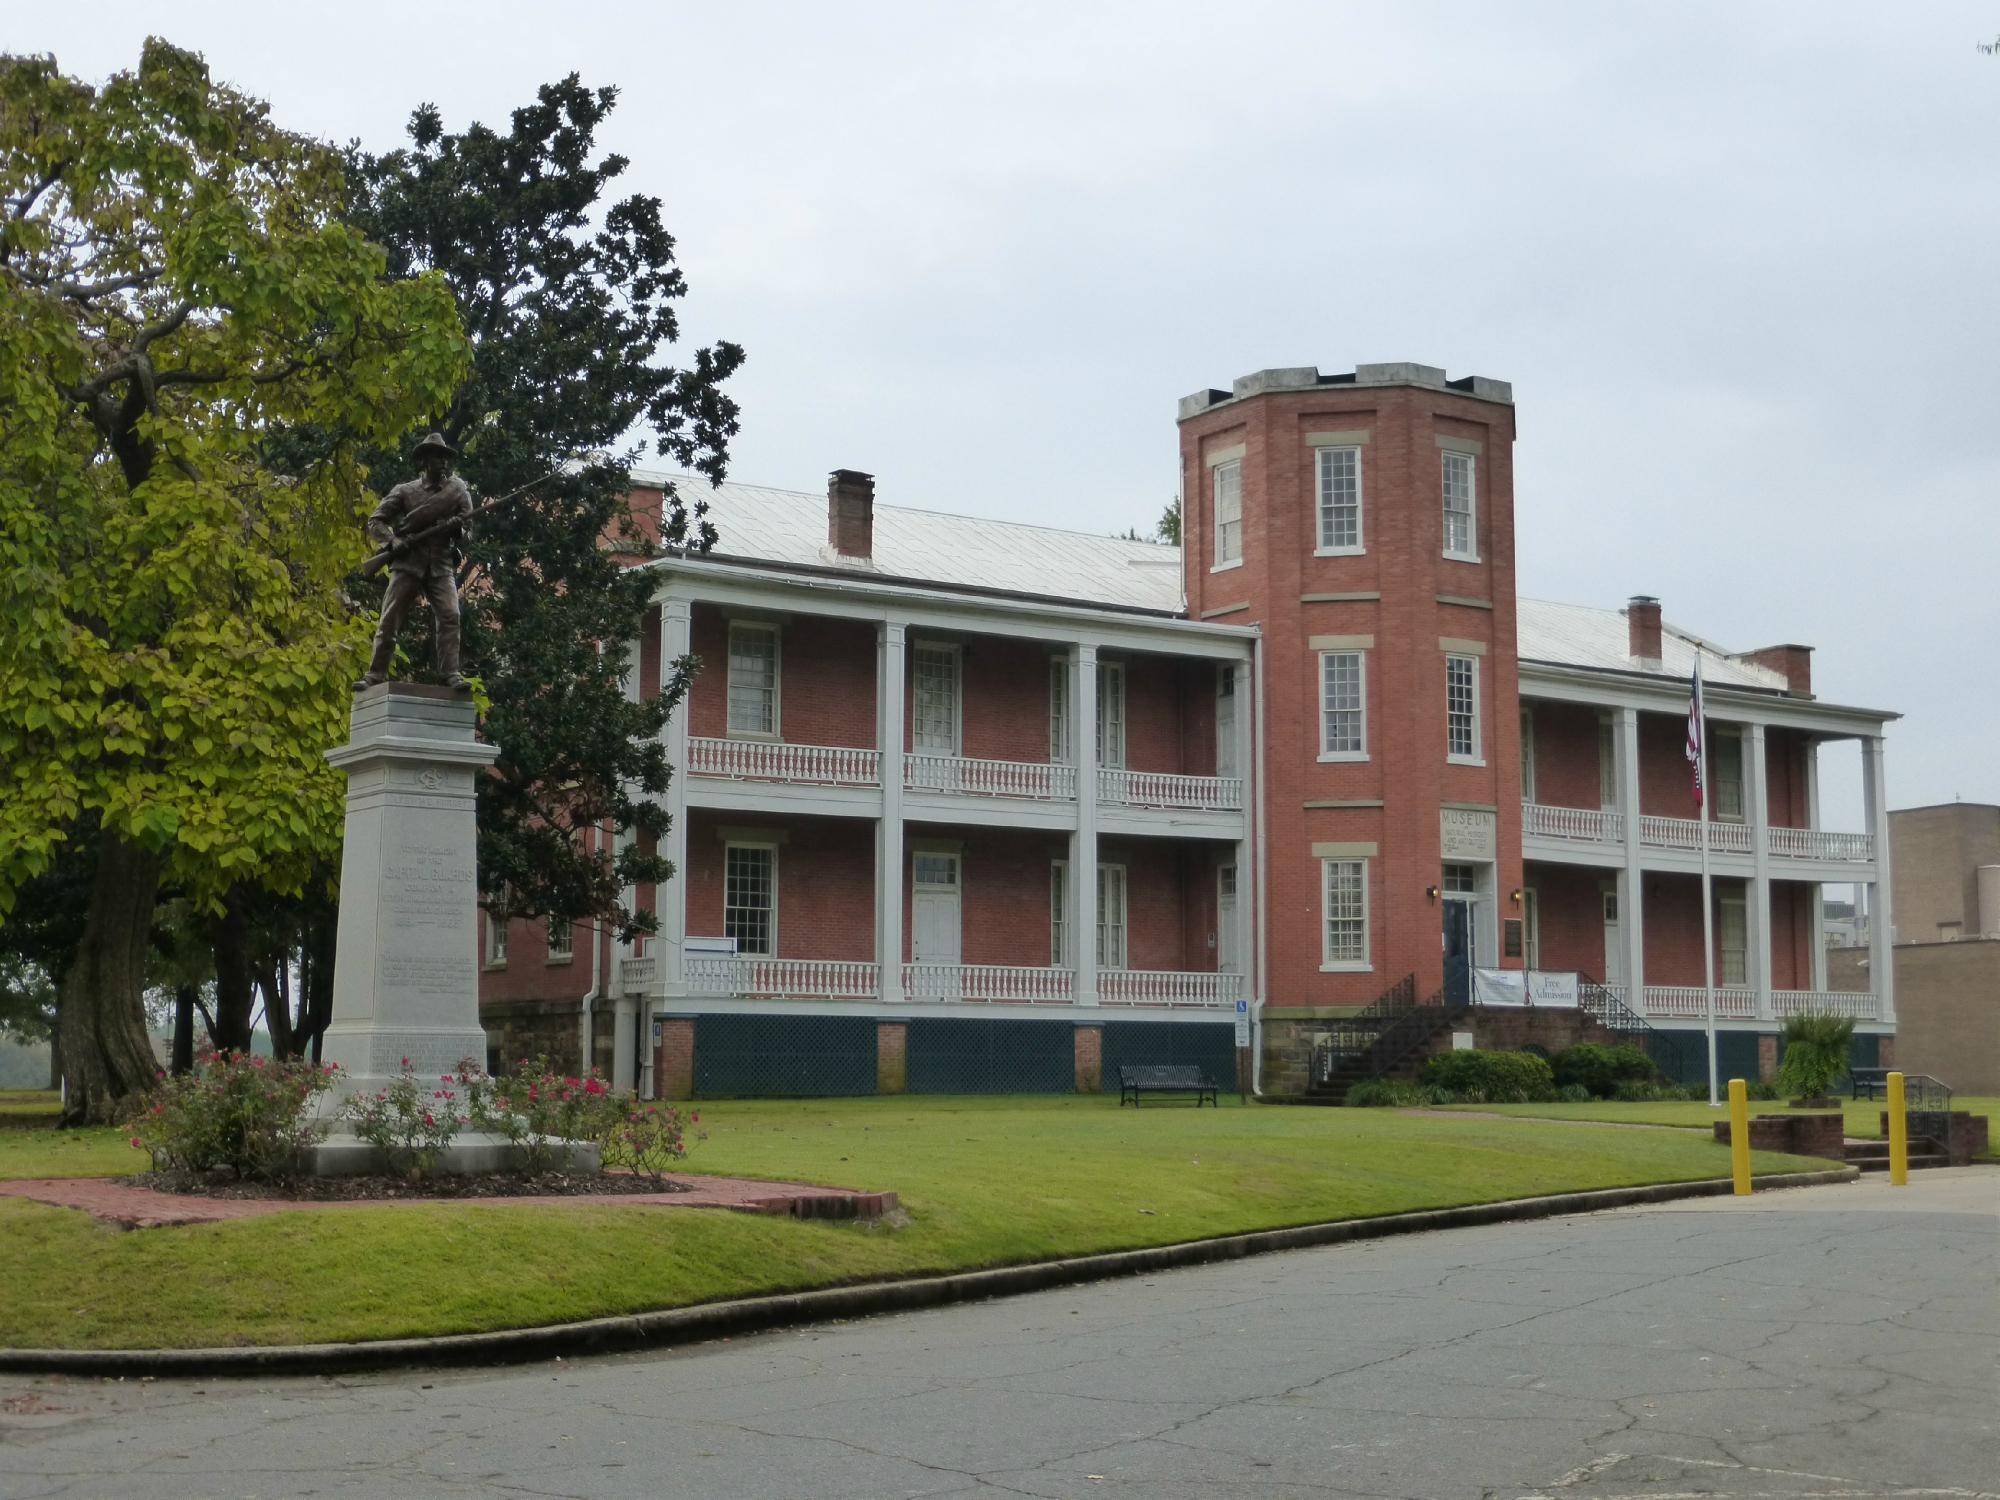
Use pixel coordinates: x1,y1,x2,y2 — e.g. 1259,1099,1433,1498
346,76,743,938
0,41,468,1121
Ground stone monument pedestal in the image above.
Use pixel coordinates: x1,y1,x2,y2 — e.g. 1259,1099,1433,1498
313,684,596,1175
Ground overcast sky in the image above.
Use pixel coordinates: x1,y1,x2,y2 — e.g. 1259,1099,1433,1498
18,2,1997,834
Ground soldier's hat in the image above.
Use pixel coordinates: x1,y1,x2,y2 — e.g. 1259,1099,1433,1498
411,432,456,461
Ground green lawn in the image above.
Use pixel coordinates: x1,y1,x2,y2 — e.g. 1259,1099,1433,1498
1437,1094,2000,1154
0,1090,60,1123
0,1095,1835,1351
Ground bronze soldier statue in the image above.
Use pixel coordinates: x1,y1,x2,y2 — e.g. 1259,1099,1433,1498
356,432,474,691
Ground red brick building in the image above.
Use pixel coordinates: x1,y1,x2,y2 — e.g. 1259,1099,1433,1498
479,363,1898,1097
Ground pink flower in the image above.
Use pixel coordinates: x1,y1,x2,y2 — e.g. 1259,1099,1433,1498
584,1078,605,1096
691,1112,699,1123
401,1057,411,1068
129,1136,142,1149
441,1074,452,1083
251,1056,265,1068
422,1112,435,1126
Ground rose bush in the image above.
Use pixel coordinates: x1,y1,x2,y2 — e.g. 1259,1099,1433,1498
130,1051,336,1180
340,1057,473,1180
599,1102,702,1185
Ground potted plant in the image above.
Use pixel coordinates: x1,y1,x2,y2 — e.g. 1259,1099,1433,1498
1777,1011,1856,1109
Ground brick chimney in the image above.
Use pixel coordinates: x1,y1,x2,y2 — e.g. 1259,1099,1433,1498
1740,643,1813,697
1626,595,1662,666
827,469,875,561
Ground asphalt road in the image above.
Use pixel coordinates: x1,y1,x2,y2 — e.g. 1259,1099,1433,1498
2,1169,1994,1499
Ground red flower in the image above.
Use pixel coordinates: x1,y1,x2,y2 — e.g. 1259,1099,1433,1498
423,1112,435,1126
129,1136,142,1149
584,1078,605,1096
691,1112,699,1123
401,1057,411,1069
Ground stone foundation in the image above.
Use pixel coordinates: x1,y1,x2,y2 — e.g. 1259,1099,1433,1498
1431,1008,1624,1059
480,1000,582,1076
1714,1112,1845,1161
1883,1110,1989,1166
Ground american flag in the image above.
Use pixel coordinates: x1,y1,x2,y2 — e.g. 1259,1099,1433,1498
1685,656,1706,811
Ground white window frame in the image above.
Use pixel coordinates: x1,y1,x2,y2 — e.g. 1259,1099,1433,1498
1598,717,1618,811
1519,707,1536,802
1719,890,1748,986
1215,667,1238,779
723,841,778,957
1048,656,1072,763
1050,860,1069,967
1712,727,1746,823
546,913,573,964
911,641,962,756
1320,858,1370,972
1445,653,1483,765
725,620,781,740
1211,459,1243,571
1096,661,1126,769
1441,449,1479,562
1314,445,1365,556
485,902,509,967
1097,863,1128,970
1317,650,1367,762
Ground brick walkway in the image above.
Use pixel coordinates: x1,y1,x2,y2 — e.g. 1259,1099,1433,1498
0,1174,897,1230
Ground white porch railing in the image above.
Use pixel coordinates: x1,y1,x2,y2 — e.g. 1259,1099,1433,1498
1638,815,1751,855
1640,985,1758,1020
1523,803,1625,843
901,963,1075,1004
905,753,1076,801
688,736,880,786
1098,768,1244,812
1097,969,1242,1008
1768,827,1875,864
685,956,881,1000
1773,989,1882,1020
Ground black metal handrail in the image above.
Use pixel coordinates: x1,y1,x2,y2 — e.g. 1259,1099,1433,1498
1851,1069,1953,1111
1311,974,1416,1086
1574,972,1682,1081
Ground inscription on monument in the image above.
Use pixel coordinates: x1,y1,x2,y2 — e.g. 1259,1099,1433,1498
386,840,470,939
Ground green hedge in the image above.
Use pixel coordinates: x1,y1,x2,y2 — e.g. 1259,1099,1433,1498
1419,1050,1557,1103
1552,1043,1659,1098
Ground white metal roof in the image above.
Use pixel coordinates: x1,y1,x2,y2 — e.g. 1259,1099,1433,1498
636,472,1791,687
638,471,1184,614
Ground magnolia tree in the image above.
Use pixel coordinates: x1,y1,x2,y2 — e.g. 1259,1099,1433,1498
0,41,469,1122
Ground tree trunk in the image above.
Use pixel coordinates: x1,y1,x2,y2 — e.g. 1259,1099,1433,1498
297,905,337,1062
207,892,255,1055
47,1029,62,1093
171,984,195,1074
258,951,294,1058
57,834,165,1126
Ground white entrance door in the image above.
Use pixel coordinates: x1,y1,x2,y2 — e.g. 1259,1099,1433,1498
1602,889,1623,986
912,852,962,966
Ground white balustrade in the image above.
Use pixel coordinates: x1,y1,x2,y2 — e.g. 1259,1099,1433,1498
1638,815,1750,854
1639,985,1757,1020
688,736,879,786
905,754,1076,801
901,963,1076,1004
1773,989,1881,1020
684,955,881,1000
1097,969,1242,1008
1768,827,1875,864
1097,768,1244,812
1523,803,1624,843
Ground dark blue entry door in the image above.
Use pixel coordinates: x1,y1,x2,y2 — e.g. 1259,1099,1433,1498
1443,900,1473,1006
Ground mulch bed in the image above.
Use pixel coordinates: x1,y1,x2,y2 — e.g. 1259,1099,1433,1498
125,1169,694,1202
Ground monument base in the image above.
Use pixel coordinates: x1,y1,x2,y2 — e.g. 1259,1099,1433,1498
307,1130,601,1178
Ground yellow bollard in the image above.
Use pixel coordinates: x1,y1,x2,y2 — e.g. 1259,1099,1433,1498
1728,1077,1752,1196
1887,1070,1908,1186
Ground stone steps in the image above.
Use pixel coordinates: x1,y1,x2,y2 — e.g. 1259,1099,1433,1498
1843,1137,1951,1172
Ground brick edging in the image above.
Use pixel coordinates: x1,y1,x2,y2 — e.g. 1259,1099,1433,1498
0,1168,1856,1378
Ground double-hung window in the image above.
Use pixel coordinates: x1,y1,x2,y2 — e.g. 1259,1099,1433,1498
1048,657,1072,762
485,900,509,966
1519,708,1536,801
1711,730,1746,822
1316,446,1363,554
726,622,779,737
1718,890,1748,986
1446,654,1481,764
1441,450,1477,561
1097,865,1127,969
1050,861,1068,966
546,914,573,962
1215,668,1238,778
724,844,776,956
1321,859,1369,970
1212,459,1243,569
1096,662,1126,769
1318,651,1366,760
912,643,960,755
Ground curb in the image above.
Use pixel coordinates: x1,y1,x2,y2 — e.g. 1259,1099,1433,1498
0,1167,1856,1378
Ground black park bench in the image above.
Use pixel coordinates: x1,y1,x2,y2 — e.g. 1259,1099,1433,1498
1118,1064,1219,1107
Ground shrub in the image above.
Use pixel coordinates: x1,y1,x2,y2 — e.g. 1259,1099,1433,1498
1345,1079,1429,1107
1777,1012,1856,1100
1747,1078,1781,1101
1553,1043,1660,1099
1612,1078,1697,1102
1420,1050,1557,1103
131,1051,335,1180
341,1059,473,1180
599,1102,701,1184
1557,1083,1593,1103
480,1056,624,1173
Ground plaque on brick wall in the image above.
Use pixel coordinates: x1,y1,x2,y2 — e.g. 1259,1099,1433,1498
1504,918,1523,959
1440,807,1497,861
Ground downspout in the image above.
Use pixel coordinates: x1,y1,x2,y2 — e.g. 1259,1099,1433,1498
1251,628,1269,1096
577,839,605,1073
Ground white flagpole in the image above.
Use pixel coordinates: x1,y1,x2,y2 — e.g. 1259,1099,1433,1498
1697,656,1719,1107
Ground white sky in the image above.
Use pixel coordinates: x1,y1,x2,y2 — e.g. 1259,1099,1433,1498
17,2,1998,834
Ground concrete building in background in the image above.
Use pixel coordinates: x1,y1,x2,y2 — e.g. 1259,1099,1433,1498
479,362,1900,1097
1831,803,2000,1092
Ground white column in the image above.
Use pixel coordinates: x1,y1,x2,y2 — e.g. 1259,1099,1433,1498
1863,734,1894,1021
1807,737,1828,991
877,622,907,1002
1746,722,1773,1020
1074,645,1100,1007
660,599,692,1000
1615,706,1646,1006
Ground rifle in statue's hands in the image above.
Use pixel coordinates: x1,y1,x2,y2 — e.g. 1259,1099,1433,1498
356,466,569,579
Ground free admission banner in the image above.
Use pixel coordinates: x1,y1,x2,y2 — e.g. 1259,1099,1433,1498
1472,970,1581,1008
